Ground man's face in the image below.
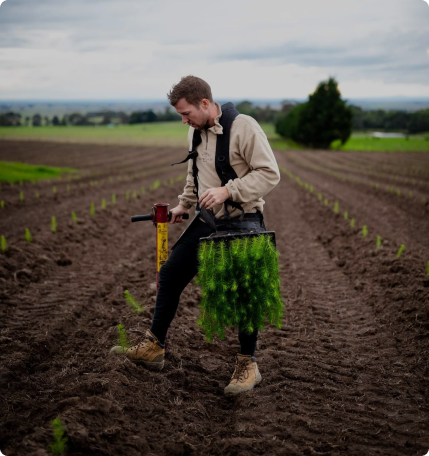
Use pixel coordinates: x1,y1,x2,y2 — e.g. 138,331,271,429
174,98,209,130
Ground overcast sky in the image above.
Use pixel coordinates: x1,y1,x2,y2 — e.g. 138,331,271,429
0,0,428,100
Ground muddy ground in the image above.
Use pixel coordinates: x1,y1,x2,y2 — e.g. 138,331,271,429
0,141,429,456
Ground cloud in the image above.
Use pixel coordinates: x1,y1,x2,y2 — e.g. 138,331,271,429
0,0,8,7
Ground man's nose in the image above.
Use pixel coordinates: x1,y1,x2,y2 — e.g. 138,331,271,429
181,116,188,124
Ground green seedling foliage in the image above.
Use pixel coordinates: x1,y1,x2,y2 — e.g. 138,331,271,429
19,191,24,202
51,216,57,233
344,211,348,220
196,235,283,341
1,235,7,253
141,186,145,195
35,191,40,198
90,202,95,216
53,186,57,194
397,190,401,196
309,185,314,193
71,212,77,224
125,190,130,201
117,324,131,349
396,244,405,258
0,200,4,208
124,290,144,314
101,199,106,209
66,184,70,192
150,180,161,191
49,418,68,455
426,260,429,276
111,194,116,204
132,190,137,199
25,228,32,242
324,199,328,206
362,225,368,238
408,191,413,197
350,218,355,228
376,235,382,248
317,192,322,200
333,202,339,213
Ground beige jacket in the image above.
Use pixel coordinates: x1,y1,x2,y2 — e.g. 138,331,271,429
178,102,280,219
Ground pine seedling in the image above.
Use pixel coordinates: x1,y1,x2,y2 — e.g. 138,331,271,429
344,211,348,220
49,418,68,455
35,191,40,199
111,194,116,204
390,186,394,193
19,191,24,202
396,190,401,196
53,186,57,195
317,192,322,200
71,212,77,224
132,190,137,199
362,225,368,238
90,202,95,216
116,324,131,350
408,191,413,198
309,185,314,193
25,228,32,242
101,199,106,209
124,290,144,314
396,244,405,258
350,218,355,228
426,260,429,276
324,199,328,206
1,235,7,253
141,187,145,195
66,184,70,192
1,200,4,208
376,235,382,248
125,190,130,201
333,202,339,213
51,216,57,233
375,183,379,189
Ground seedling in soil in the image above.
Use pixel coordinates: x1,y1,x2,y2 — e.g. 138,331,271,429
111,194,116,204
132,190,137,199
90,202,95,216
49,417,68,455
362,225,368,238
324,199,328,206
25,228,32,242
426,261,429,276
350,218,355,228
408,191,413,197
19,191,24,202
1,235,7,253
396,190,401,196
53,186,57,195
197,235,283,341
35,191,40,198
66,184,70,192
51,216,57,233
125,190,130,201
141,187,145,195
71,212,77,224
376,235,382,248
344,211,348,220
333,202,339,213
116,324,131,350
317,192,322,200
390,186,394,193
0,200,4,208
124,290,144,314
396,244,405,258
101,199,106,209
309,185,314,193
375,184,379,189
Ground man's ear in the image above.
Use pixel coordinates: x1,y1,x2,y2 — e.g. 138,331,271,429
200,98,210,110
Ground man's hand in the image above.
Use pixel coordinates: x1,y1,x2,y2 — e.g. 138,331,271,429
199,187,230,210
169,204,189,224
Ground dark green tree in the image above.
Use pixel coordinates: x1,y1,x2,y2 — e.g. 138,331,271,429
52,115,60,126
276,77,353,149
32,114,42,127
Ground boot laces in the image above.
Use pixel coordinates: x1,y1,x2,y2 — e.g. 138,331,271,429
232,358,250,382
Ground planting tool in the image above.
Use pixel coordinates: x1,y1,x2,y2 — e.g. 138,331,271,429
131,203,189,289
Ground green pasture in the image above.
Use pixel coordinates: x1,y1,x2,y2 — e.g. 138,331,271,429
0,123,428,152
0,161,77,183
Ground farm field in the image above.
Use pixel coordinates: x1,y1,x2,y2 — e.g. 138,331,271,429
1,141,429,456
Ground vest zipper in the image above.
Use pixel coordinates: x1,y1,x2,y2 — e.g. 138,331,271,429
205,130,208,150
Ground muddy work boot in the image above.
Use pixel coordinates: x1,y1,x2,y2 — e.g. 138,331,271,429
224,354,262,396
125,329,165,370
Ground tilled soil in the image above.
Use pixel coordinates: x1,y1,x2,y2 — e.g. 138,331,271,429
0,142,428,456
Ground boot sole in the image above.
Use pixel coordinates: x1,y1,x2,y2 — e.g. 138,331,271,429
224,374,262,396
131,359,165,370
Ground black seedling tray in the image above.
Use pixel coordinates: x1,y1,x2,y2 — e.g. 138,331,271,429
199,230,276,247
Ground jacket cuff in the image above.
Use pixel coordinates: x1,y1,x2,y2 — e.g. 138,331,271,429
225,181,236,201
178,198,194,209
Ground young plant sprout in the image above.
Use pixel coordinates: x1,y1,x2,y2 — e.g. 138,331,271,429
196,235,283,342
324,199,328,206
71,212,77,224
317,192,322,200
1,235,7,253
0,200,4,208
25,228,32,242
309,185,314,193
53,186,57,194
101,199,106,209
19,191,24,202
51,216,57,233
35,191,40,198
408,191,413,197
396,190,401,196
124,290,144,314
116,324,131,351
376,235,382,248
66,184,70,192
396,244,405,258
141,187,145,195
350,218,355,228
111,194,116,204
344,211,348,220
333,202,339,213
132,190,137,199
49,418,68,455
90,202,95,216
362,225,368,238
125,190,130,201
426,260,429,276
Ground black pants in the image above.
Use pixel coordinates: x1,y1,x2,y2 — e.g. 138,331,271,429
150,217,259,356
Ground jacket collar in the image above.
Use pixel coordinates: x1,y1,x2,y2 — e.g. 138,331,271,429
207,102,223,135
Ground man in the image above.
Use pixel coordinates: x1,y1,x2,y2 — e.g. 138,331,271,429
126,75,280,396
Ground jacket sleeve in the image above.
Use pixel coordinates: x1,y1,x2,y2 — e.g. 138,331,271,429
225,118,280,203
178,127,198,208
